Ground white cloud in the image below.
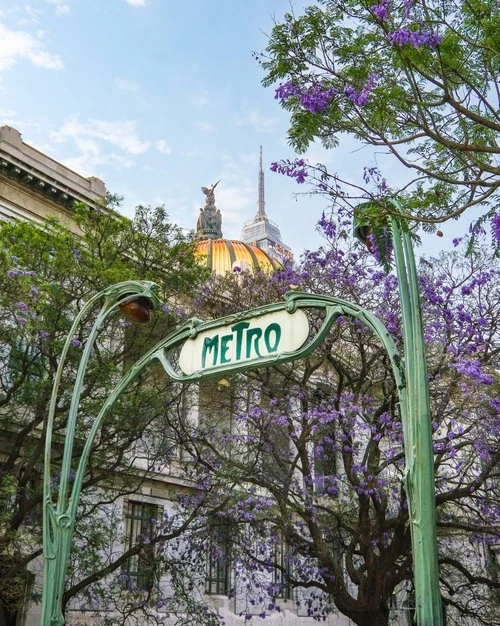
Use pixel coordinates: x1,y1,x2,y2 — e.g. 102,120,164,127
204,183,253,240
115,77,139,92
124,0,149,6
212,162,256,238
217,183,253,213
44,0,71,16
55,5,70,16
0,108,16,118
48,117,152,176
51,117,150,155
62,152,134,177
238,151,260,165
196,122,213,132
179,147,204,159
0,23,63,72
17,6,43,26
155,140,172,155
235,110,279,133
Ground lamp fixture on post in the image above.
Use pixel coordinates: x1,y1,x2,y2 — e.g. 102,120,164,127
119,294,154,323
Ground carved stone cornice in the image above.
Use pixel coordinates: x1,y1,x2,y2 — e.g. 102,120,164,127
0,126,106,211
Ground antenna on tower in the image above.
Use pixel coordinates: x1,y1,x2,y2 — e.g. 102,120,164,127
257,145,266,220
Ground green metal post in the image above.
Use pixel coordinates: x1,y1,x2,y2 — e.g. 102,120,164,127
41,281,160,626
388,208,442,626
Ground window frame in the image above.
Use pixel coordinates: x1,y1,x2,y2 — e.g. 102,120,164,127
122,499,160,592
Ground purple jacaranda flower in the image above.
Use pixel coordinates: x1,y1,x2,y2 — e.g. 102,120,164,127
16,317,27,325
450,359,494,385
345,73,379,107
491,214,500,242
71,338,82,348
318,212,337,239
489,397,500,413
275,81,337,113
270,159,308,184
275,80,301,104
17,302,28,312
403,0,413,16
363,165,388,194
299,84,338,113
371,0,390,21
388,28,442,48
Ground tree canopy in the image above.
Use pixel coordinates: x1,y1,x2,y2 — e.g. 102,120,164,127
259,0,500,237
167,220,500,626
0,202,209,626
3,202,498,626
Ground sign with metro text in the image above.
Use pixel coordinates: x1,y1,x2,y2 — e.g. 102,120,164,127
178,309,310,376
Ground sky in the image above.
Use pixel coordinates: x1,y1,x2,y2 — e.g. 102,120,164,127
0,0,460,258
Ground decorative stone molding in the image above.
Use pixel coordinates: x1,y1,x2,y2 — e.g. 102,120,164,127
0,126,106,220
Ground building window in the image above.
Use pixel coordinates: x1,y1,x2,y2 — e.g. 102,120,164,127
7,340,44,385
273,541,293,600
205,524,231,595
314,442,338,496
122,501,158,591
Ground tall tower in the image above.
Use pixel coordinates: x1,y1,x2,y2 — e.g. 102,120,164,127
240,147,293,264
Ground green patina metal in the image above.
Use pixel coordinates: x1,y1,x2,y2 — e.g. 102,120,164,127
388,207,442,626
42,206,441,625
41,281,162,626
354,203,442,625
149,292,406,386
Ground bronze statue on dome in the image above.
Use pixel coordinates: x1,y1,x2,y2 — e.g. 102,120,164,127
196,180,223,240
201,180,220,205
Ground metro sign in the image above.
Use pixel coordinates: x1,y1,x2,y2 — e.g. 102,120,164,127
178,308,310,376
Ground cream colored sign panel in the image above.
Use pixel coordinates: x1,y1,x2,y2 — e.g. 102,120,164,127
179,309,310,375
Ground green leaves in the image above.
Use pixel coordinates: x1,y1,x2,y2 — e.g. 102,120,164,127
261,0,500,230
0,200,206,618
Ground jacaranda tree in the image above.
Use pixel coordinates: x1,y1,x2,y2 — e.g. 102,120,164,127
258,0,500,238
162,217,500,626
0,201,211,626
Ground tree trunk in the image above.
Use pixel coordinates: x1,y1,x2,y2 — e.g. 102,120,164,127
0,604,19,626
337,603,391,626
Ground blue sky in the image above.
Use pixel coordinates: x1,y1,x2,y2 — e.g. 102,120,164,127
0,0,458,257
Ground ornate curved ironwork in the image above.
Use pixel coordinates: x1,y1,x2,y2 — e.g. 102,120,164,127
42,207,442,626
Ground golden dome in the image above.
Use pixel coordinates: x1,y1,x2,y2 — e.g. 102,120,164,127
193,179,283,275
195,238,281,275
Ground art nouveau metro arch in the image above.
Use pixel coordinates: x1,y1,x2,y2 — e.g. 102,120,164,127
43,211,442,626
